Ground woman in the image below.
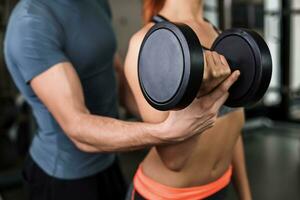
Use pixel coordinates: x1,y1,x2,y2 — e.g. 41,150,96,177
124,0,252,199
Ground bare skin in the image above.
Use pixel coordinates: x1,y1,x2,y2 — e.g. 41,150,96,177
29,61,232,153
125,0,251,199
29,18,240,153
141,110,244,187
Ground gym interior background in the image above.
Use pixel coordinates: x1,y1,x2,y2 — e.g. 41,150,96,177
0,0,299,199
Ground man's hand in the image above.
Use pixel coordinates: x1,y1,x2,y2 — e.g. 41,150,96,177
198,51,232,97
157,70,240,142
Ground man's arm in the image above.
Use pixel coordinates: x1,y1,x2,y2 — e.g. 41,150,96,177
232,135,252,200
30,62,163,152
30,60,239,153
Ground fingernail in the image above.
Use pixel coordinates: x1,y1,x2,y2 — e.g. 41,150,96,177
234,71,240,80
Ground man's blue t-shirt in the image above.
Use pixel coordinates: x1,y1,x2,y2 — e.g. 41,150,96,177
4,0,118,179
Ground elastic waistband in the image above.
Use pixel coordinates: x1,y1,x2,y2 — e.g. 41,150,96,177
133,165,232,200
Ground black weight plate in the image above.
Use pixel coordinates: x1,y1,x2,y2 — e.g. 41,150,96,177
212,29,272,107
138,22,204,110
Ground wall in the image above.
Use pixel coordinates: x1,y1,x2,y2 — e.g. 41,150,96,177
264,0,300,105
291,0,300,91
264,0,281,105
110,0,142,59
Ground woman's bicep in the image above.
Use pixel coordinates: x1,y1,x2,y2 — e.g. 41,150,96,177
124,32,168,123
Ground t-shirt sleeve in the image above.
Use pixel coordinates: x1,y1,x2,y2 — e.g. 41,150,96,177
11,14,69,83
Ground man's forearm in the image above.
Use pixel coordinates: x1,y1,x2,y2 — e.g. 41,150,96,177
232,135,252,200
67,113,166,152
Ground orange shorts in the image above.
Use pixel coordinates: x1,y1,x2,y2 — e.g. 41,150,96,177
133,165,232,200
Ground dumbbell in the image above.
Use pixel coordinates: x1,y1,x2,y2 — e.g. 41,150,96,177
138,21,272,111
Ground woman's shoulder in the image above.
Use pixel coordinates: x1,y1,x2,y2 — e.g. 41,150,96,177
125,23,154,74
125,23,154,73
128,23,154,51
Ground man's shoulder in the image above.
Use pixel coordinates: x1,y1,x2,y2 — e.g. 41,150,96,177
10,0,56,26
6,0,63,42
4,0,65,74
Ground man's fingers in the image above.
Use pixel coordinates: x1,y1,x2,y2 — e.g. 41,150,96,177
207,70,240,101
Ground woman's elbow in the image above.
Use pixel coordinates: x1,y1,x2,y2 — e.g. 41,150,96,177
161,156,188,172
157,146,191,172
165,161,185,172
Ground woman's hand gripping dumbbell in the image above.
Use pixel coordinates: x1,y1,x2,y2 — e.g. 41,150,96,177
198,51,232,97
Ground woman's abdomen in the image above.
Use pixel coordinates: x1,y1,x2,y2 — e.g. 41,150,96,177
141,110,243,188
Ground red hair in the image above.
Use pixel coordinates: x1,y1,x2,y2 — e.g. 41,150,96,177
143,0,166,23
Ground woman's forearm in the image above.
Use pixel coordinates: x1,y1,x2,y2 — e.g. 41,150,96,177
232,135,252,200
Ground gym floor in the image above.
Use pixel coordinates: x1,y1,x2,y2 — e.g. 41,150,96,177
1,121,299,200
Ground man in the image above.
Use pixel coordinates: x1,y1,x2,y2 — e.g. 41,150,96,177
4,0,239,199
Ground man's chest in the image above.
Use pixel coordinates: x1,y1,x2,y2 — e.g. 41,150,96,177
55,1,116,72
